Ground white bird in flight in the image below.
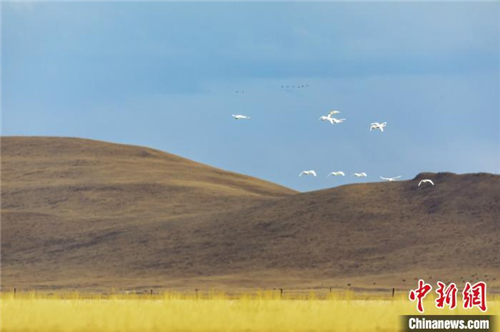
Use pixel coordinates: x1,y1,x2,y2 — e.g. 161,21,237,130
418,179,435,186
352,172,368,177
299,170,317,177
329,117,346,124
232,114,251,120
319,115,345,124
328,171,345,177
328,110,341,115
319,115,333,123
380,176,401,182
370,122,387,132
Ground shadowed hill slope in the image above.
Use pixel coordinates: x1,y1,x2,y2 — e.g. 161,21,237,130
1,137,499,292
191,172,499,287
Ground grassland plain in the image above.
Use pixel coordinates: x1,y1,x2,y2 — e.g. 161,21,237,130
1,291,498,332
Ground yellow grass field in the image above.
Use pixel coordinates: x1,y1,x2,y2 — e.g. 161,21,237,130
1,291,497,332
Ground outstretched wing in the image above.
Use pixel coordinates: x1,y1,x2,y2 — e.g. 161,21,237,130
311,171,317,177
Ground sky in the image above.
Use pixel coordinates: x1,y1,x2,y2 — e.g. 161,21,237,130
2,2,499,192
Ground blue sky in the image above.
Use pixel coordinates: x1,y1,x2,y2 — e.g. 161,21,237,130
2,2,499,192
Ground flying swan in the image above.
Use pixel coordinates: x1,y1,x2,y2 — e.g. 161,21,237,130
370,122,387,132
320,115,345,124
328,171,345,177
380,176,401,182
232,114,251,120
418,179,435,186
352,172,368,177
299,170,317,177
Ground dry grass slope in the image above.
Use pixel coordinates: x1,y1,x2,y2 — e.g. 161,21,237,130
1,137,499,292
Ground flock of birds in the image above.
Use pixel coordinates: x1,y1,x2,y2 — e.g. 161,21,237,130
300,170,434,186
231,97,435,188
281,84,309,89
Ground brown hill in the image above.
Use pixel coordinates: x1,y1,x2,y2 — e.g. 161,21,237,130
1,137,499,293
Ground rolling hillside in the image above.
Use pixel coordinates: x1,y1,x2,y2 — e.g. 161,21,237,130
1,137,499,292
